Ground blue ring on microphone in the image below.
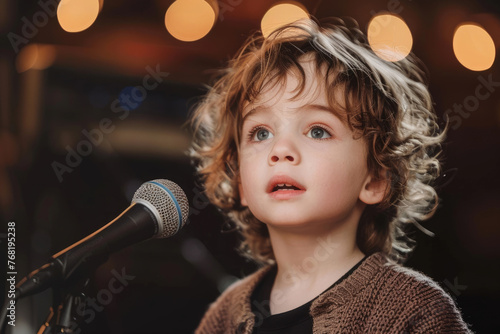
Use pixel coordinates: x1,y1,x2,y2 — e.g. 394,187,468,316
149,181,183,232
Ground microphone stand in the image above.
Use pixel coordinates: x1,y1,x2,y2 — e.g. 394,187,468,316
38,279,89,334
9,254,107,334
0,276,88,334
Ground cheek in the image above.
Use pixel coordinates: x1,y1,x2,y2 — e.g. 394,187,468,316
239,141,270,162
238,156,258,206
239,144,269,178
239,174,259,208
314,149,368,191
238,180,247,206
239,155,253,181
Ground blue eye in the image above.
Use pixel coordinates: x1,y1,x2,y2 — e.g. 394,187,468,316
251,128,273,141
307,127,331,139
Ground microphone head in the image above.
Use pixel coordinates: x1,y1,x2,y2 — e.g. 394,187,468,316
132,179,189,238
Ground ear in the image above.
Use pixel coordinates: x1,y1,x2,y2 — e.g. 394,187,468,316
359,172,388,205
238,180,248,207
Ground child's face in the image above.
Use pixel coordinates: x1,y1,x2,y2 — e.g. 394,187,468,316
238,60,384,232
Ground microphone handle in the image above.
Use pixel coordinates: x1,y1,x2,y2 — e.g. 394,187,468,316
16,203,158,299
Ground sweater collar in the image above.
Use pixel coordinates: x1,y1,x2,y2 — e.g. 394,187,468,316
230,265,275,331
310,252,388,315
229,252,388,331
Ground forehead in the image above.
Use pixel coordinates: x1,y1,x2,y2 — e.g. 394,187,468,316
241,58,347,121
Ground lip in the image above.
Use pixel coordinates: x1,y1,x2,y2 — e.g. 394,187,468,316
267,175,306,200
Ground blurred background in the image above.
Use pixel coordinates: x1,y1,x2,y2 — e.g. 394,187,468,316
1,0,499,333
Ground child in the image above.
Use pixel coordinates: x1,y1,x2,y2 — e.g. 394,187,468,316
190,17,471,333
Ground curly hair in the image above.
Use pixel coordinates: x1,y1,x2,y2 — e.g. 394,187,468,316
189,17,444,265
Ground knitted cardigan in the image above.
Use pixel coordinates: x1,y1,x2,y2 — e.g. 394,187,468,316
195,253,472,333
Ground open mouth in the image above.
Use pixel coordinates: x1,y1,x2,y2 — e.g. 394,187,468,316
272,184,302,192
267,176,305,195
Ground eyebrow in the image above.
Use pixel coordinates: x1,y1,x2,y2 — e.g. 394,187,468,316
241,103,346,125
308,104,346,122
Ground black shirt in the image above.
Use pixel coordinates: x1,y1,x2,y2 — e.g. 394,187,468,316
250,256,367,334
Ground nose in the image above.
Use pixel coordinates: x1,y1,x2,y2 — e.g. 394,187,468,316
268,136,301,165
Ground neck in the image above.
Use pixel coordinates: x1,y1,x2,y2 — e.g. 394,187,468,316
266,222,365,314
269,225,364,285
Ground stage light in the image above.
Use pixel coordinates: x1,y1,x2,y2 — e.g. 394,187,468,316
453,23,495,71
16,44,56,73
57,0,100,33
165,0,217,42
367,14,413,62
261,2,309,38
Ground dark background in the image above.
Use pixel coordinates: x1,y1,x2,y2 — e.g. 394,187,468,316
1,0,499,333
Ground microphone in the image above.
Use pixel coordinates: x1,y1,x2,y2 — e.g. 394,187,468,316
15,179,189,300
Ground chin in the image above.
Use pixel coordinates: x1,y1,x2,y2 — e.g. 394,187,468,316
263,217,313,229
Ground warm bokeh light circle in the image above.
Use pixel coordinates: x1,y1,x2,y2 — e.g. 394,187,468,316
57,0,100,33
16,44,56,73
261,2,309,38
453,24,496,71
367,14,413,62
165,0,216,42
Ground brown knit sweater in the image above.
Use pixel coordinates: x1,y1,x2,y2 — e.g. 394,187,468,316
195,253,472,333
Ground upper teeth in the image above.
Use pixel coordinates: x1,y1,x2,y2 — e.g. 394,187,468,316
275,184,297,190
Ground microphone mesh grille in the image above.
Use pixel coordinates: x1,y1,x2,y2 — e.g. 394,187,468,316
132,179,189,238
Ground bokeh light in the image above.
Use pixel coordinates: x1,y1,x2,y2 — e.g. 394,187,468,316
367,14,413,62
165,0,216,42
16,44,56,73
119,86,145,111
261,2,309,38
453,23,496,71
57,0,100,33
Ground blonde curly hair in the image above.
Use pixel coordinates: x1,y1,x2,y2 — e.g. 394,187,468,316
189,17,444,265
